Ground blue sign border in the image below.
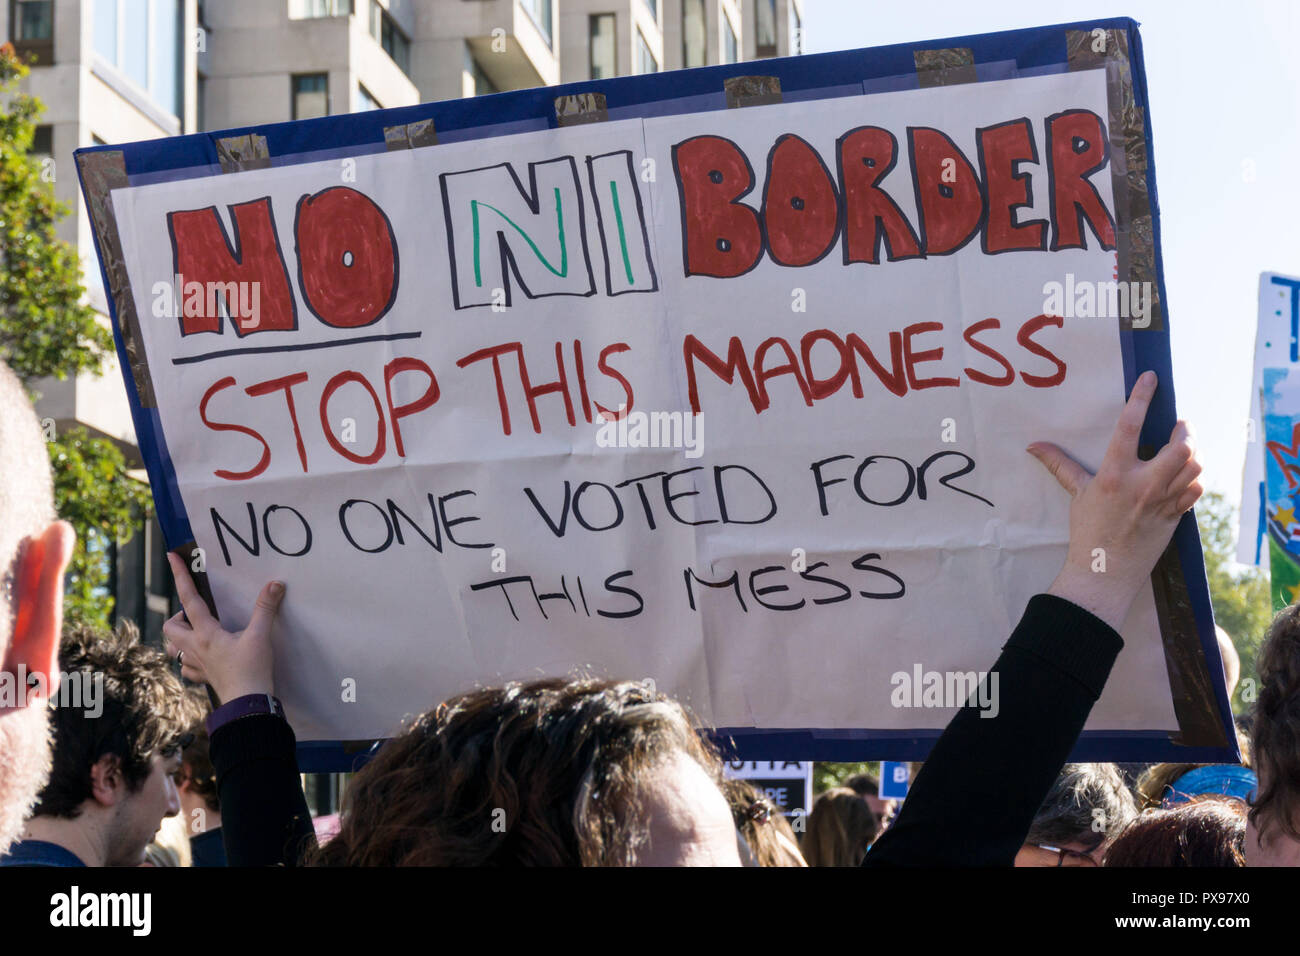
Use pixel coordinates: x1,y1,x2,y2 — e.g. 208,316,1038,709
76,16,1236,771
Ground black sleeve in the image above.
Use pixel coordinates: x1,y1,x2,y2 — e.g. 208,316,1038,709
862,594,1124,867
209,713,317,867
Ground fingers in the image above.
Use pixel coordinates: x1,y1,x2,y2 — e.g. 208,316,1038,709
1173,481,1204,515
162,610,196,659
1027,442,1092,498
1168,454,1203,497
1104,370,1158,466
246,580,286,637
167,552,214,628
165,611,210,684
179,662,207,684
1147,419,1197,488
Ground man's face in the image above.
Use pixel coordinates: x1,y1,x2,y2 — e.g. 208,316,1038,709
864,794,895,824
108,751,182,867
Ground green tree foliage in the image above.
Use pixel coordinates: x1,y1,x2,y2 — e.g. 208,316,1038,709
48,428,151,628
0,46,112,376
815,762,878,795
1197,490,1272,711
1,45,150,627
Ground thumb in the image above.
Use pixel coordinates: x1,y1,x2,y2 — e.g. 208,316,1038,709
1027,442,1092,498
246,580,286,636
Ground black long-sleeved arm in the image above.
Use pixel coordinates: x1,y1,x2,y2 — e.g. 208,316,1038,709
862,594,1124,867
209,714,317,867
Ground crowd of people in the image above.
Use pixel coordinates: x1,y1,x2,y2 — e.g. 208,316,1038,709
2,357,1298,867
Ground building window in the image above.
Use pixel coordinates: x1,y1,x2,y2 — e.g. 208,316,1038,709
635,27,657,74
756,0,776,58
292,73,329,119
589,14,615,80
519,0,552,48
641,0,657,21
354,83,380,112
94,0,118,62
788,1,802,54
91,1,184,118
121,0,148,90
289,0,352,17
30,124,52,157
682,0,705,68
369,2,411,75
723,11,737,64
11,0,54,63
150,0,182,122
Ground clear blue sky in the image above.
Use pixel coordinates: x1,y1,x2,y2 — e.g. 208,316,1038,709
804,0,1300,520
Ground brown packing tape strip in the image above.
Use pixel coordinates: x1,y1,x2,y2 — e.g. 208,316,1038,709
1066,29,1162,333
75,150,156,408
384,118,438,150
724,76,782,109
1137,429,1230,751
215,133,271,173
913,47,977,88
1150,538,1232,748
1069,32,1222,748
555,92,609,126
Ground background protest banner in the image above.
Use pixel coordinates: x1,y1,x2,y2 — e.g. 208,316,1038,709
722,761,812,819
77,18,1236,766
1238,272,1300,609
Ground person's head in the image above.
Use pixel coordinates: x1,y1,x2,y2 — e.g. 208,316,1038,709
843,770,896,825
1246,602,1300,865
801,787,879,866
0,360,75,853
1103,797,1246,867
1137,761,1256,810
140,812,192,868
312,677,741,866
175,695,219,833
31,623,199,866
1016,763,1137,866
722,778,806,866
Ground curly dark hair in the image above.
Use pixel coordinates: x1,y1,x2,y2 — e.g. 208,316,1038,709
1250,602,1300,847
310,677,724,866
180,688,219,813
1103,797,1246,867
34,622,200,818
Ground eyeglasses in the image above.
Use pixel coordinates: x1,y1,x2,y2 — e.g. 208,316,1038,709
1032,843,1100,867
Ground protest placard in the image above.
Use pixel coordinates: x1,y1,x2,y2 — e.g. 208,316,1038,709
1238,273,1300,608
77,18,1235,765
722,761,811,818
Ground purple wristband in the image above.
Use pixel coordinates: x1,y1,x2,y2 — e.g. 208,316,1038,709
206,693,285,735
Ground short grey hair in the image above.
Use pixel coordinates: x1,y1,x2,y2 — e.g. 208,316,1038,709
1026,763,1138,849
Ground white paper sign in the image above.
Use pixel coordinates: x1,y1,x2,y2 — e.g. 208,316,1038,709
109,68,1178,742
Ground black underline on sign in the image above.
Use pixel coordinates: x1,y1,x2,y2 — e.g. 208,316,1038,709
171,331,424,365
